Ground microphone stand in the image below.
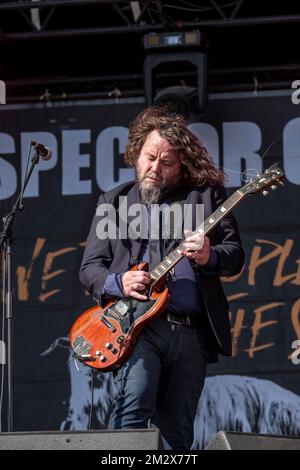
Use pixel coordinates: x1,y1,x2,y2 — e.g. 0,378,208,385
0,147,41,432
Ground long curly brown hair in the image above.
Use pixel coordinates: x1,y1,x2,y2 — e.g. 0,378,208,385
125,105,225,186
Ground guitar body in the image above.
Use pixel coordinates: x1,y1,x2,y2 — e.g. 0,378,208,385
69,262,170,372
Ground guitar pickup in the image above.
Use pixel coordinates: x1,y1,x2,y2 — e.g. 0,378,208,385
101,316,116,332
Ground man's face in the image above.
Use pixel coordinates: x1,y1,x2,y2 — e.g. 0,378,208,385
136,129,182,193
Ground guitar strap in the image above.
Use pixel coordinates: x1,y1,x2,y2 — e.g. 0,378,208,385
148,208,163,271
149,186,189,270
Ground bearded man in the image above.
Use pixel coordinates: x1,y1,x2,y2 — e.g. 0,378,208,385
79,106,245,450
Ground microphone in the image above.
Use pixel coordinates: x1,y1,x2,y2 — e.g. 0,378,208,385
31,140,52,161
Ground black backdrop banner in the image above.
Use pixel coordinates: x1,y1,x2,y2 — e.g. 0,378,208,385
0,92,300,446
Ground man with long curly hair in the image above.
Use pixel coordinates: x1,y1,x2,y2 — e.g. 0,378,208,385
80,106,245,450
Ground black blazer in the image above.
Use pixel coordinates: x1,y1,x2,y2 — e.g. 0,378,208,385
79,181,245,359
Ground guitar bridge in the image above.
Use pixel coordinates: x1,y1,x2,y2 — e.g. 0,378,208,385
72,335,92,357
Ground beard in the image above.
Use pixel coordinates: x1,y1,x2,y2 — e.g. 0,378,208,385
135,168,182,205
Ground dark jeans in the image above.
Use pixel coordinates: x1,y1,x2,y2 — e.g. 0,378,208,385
107,314,209,450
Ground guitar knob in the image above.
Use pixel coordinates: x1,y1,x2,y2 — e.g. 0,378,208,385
99,355,107,362
79,354,96,362
262,190,269,196
117,336,125,344
105,343,113,350
111,348,118,354
271,185,277,190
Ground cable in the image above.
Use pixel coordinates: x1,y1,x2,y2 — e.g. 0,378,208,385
0,249,7,432
88,368,96,430
18,141,33,211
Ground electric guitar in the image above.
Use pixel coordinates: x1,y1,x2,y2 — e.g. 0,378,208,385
69,163,284,371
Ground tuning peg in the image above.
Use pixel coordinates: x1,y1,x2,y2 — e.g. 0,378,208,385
262,190,269,196
271,185,277,190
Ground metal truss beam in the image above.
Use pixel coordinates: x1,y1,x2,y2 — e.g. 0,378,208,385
0,0,126,10
0,23,162,41
230,0,246,19
7,63,300,86
134,0,152,25
209,0,227,20
5,78,293,104
111,2,131,25
5,62,299,99
1,15,300,42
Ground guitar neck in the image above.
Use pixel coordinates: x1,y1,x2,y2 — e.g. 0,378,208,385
149,189,244,283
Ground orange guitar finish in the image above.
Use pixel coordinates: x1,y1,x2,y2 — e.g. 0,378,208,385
69,262,170,372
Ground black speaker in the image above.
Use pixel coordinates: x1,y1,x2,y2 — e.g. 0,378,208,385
205,431,300,450
0,429,162,450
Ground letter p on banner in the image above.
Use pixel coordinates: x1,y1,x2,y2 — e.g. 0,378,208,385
0,80,6,104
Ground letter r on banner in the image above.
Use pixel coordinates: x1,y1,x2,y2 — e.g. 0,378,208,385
0,81,6,104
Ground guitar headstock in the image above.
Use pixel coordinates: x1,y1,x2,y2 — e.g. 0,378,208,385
240,163,284,197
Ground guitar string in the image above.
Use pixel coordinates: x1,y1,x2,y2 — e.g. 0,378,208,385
108,200,233,317
108,165,281,319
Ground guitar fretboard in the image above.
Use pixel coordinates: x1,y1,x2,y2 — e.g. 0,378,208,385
149,190,244,283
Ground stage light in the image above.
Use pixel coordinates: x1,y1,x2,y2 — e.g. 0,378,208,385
143,31,204,50
143,30,208,118
153,85,199,119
